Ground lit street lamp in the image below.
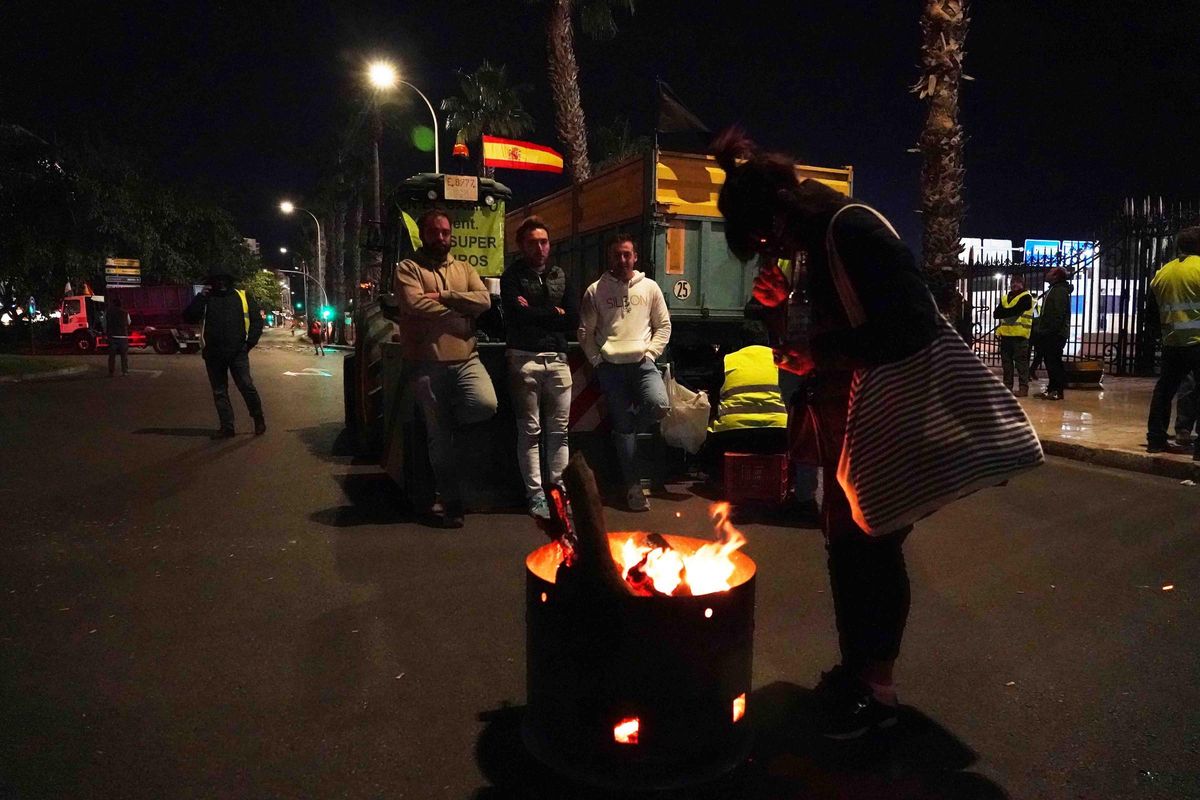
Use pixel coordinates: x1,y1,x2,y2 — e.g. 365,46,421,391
279,201,327,310
367,59,440,177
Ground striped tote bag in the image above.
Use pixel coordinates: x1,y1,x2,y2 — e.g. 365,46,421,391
827,205,1044,534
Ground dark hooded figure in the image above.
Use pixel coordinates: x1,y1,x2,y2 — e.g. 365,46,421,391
1031,266,1073,401
184,273,266,437
711,127,940,741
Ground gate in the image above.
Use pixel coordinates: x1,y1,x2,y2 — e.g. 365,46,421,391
961,198,1200,377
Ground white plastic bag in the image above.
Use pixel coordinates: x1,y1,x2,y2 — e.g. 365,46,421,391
660,366,711,454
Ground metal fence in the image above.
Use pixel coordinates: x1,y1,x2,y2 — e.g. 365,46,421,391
960,198,1200,377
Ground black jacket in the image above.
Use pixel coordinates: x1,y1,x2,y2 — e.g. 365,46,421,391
1032,280,1073,339
802,206,940,370
500,258,579,353
184,288,263,357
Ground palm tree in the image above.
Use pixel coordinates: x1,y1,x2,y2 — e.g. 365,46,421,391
913,0,970,314
590,115,651,173
542,0,634,183
441,61,535,179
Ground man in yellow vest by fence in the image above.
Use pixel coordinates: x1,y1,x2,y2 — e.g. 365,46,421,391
988,275,1036,398
1147,226,1200,459
993,274,1034,396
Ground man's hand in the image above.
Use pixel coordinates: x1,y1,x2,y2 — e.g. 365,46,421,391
554,306,565,315
517,296,529,307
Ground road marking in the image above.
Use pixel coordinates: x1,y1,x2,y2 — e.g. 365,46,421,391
126,369,163,378
283,368,333,377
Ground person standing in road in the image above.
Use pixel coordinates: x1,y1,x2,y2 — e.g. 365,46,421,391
578,234,672,512
993,274,1034,396
308,317,325,355
1032,266,1073,401
394,208,498,528
1146,226,1200,458
501,216,579,520
712,129,941,741
184,273,266,438
104,292,131,377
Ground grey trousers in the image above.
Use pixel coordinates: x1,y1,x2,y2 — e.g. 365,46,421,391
408,354,499,508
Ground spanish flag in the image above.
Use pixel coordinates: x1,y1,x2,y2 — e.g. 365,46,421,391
481,135,564,174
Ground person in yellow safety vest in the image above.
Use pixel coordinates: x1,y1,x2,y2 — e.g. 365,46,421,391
706,323,789,486
992,274,1034,396
184,272,265,438
1146,226,1200,458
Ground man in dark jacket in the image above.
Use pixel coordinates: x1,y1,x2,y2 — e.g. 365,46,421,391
184,273,266,437
501,216,579,519
1031,267,1073,401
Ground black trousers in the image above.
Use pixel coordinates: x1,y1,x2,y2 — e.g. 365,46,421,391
804,372,911,670
1041,334,1068,392
204,349,263,430
1148,345,1200,451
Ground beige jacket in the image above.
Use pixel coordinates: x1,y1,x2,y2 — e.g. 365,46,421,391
394,250,492,362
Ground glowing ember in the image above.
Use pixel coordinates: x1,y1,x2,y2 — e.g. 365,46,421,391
1163,584,1175,591
613,717,639,744
732,693,746,722
618,502,748,596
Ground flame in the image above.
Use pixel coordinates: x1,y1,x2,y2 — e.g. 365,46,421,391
733,693,746,722
613,717,639,744
618,502,747,596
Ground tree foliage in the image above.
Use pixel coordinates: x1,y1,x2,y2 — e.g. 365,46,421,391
590,115,651,173
441,61,535,178
239,270,284,311
0,125,258,324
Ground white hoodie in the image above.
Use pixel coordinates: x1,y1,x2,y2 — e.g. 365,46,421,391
578,270,672,366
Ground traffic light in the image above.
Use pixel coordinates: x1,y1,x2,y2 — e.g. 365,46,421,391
320,306,334,321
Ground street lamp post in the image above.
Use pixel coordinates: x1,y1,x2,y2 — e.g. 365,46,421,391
367,60,440,180
279,202,327,310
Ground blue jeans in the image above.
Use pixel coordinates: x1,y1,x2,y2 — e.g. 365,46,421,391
778,370,820,502
594,359,670,487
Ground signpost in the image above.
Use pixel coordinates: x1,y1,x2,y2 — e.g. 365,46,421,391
105,258,141,288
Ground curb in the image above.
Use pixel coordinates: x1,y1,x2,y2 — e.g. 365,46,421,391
1040,438,1200,481
0,365,90,384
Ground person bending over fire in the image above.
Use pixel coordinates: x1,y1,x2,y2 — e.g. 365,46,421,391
712,128,941,740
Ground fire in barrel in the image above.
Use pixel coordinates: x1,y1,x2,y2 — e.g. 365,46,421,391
523,455,756,791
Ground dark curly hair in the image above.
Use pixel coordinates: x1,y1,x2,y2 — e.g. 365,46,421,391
711,126,847,261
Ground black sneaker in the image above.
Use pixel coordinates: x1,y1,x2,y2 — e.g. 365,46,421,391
820,676,899,741
440,505,465,529
253,417,267,435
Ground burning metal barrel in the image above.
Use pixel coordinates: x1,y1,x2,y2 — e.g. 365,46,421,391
523,525,757,790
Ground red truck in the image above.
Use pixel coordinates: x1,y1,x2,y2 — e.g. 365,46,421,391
58,285,204,354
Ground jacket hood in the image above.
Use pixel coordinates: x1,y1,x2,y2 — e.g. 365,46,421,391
601,270,645,286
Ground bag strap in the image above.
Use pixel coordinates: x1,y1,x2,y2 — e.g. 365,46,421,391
824,203,901,329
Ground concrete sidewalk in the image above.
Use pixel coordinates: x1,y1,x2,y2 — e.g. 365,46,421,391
1016,373,1200,479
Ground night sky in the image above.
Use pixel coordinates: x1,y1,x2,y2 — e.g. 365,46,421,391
5,2,1198,262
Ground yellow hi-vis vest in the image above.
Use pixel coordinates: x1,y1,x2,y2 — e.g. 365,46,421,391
709,345,788,434
997,290,1033,338
1151,255,1200,347
200,289,250,349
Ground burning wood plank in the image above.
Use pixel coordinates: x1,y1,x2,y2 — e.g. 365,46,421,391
557,454,635,597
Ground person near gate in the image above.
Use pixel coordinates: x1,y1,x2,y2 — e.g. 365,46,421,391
104,292,131,377
394,208,499,528
578,234,672,512
1146,226,1200,458
712,129,941,740
993,274,1034,396
308,317,325,355
1032,266,1073,401
183,273,266,438
501,216,579,520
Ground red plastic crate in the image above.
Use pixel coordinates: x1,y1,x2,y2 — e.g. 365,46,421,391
723,452,790,505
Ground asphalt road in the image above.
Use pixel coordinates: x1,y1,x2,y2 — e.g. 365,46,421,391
1,328,1197,800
